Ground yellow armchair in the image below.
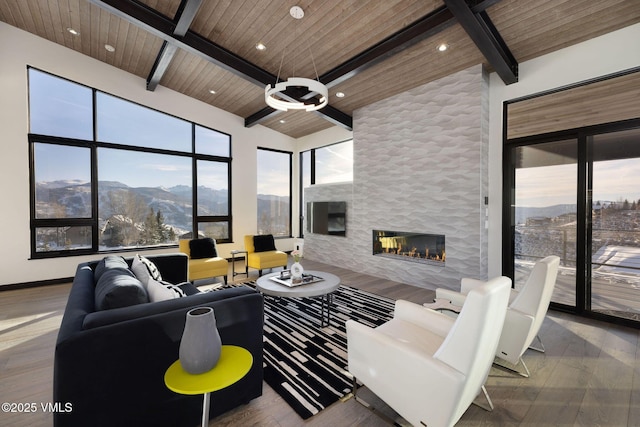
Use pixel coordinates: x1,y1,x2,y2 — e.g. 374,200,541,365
244,235,287,276
179,238,228,283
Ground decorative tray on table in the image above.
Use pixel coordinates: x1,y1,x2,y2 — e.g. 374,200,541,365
269,270,324,287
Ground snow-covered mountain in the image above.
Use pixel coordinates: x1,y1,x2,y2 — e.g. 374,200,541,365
35,180,228,231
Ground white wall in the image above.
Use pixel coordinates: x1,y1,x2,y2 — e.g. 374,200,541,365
486,23,640,278
0,22,296,286
295,127,353,152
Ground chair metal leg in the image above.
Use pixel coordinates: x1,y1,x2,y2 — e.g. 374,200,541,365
338,376,357,402
482,385,494,411
517,357,531,377
473,385,493,412
494,356,531,378
529,334,545,353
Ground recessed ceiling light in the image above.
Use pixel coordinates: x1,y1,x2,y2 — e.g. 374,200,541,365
209,89,216,94
437,43,449,52
279,119,286,124
256,42,266,51
336,92,345,98
104,44,115,52
67,27,79,36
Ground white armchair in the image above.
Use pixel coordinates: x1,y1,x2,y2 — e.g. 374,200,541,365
347,276,511,427
435,255,560,377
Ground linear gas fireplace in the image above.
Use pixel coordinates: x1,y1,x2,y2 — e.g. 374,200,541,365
373,230,445,265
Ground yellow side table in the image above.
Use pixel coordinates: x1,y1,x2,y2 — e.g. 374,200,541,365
164,345,253,427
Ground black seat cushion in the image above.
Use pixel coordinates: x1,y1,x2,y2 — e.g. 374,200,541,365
93,255,128,284
94,268,149,310
253,234,276,252
189,238,217,259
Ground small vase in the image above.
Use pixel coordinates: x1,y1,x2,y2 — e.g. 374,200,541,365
291,261,304,284
179,307,222,374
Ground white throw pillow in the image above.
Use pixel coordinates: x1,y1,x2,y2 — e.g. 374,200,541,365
146,277,184,302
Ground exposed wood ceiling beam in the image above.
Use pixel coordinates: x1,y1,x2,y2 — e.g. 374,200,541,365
469,0,503,13
87,0,276,86
245,107,278,127
86,0,353,130
313,105,354,130
147,43,178,91
146,0,203,91
319,6,455,89
173,0,201,35
443,0,518,84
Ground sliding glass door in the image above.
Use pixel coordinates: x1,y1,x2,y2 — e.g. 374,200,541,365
512,140,578,307
589,128,640,321
506,124,640,326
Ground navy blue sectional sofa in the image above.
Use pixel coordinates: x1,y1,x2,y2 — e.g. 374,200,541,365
53,253,263,427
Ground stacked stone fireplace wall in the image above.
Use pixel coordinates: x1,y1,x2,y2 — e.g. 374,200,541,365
304,64,489,290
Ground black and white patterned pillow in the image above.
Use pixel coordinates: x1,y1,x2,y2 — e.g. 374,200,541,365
131,254,162,285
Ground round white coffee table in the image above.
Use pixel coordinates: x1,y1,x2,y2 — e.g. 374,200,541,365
256,270,341,327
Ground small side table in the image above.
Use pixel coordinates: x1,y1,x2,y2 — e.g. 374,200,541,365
164,345,253,427
230,250,248,278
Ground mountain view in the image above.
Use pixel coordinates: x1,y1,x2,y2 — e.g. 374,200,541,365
35,180,290,250
35,180,228,249
257,193,290,237
516,201,640,275
515,204,576,225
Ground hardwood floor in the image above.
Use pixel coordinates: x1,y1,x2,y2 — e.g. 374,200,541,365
1,258,638,426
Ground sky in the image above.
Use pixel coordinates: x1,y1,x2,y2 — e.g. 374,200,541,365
516,158,640,207
314,142,353,185
99,149,193,188
31,68,229,190
35,144,195,188
257,149,290,197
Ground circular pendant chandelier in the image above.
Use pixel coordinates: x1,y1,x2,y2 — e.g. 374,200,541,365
264,6,328,112
265,77,328,112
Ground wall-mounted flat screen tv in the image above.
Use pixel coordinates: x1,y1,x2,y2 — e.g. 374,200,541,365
306,201,346,236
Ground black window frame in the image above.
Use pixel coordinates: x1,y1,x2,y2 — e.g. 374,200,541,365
299,139,353,237
256,147,293,239
503,117,640,329
28,67,232,259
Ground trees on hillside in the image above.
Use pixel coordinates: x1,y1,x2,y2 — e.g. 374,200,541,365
100,190,174,247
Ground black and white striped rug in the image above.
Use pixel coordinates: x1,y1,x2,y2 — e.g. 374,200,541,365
230,281,396,419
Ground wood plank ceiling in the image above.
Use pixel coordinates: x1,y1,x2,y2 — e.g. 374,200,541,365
1,0,639,138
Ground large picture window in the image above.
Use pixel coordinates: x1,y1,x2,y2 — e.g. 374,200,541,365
257,148,292,237
299,139,353,235
314,140,353,184
28,68,232,257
